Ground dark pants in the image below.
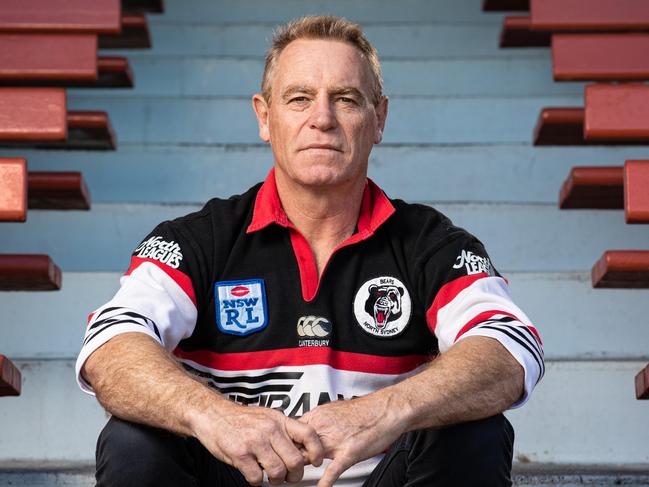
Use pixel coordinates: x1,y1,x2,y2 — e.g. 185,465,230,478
95,414,514,486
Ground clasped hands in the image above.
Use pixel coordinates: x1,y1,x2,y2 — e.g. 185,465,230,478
197,392,405,487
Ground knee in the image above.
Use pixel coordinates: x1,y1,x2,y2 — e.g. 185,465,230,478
407,415,514,486
96,416,194,487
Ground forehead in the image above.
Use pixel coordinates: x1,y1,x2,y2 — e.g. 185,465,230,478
273,38,372,91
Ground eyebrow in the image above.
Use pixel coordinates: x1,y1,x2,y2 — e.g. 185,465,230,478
281,85,317,101
281,85,367,105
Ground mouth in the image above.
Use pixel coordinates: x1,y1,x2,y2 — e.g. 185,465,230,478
300,144,342,152
374,308,390,328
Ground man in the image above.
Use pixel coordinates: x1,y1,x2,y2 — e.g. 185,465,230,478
77,15,544,487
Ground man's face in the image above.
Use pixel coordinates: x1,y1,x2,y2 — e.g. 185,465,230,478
253,39,388,189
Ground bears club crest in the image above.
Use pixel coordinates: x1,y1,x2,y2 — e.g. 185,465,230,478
353,276,411,337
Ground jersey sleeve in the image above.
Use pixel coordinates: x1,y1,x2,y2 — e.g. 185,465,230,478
75,221,202,395
421,232,544,408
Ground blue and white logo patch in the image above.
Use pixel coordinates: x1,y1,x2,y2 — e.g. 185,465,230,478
215,279,268,336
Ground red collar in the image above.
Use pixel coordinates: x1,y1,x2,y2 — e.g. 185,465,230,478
246,168,395,237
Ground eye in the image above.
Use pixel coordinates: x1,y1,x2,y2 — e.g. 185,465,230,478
288,96,309,104
338,97,357,105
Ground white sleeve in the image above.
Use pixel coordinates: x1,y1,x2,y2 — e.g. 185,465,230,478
75,261,198,395
428,275,544,408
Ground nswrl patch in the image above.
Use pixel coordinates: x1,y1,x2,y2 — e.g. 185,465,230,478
215,279,268,336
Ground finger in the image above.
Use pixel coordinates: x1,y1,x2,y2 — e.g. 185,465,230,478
269,431,305,483
256,445,288,485
233,454,264,486
286,419,325,467
317,456,353,487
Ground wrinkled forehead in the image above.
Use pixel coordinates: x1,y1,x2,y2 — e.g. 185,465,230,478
272,38,374,95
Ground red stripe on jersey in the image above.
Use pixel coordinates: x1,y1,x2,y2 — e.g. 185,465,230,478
125,256,197,306
426,273,490,333
174,347,431,375
247,169,395,302
453,309,519,342
454,310,542,346
527,325,543,345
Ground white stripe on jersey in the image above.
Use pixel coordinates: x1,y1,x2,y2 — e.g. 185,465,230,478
434,276,543,407
178,357,428,487
75,262,197,394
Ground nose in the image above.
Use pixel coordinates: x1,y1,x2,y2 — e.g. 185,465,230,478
308,96,337,131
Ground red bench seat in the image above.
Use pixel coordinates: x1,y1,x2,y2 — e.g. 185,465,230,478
28,171,91,210
559,166,623,209
0,88,67,141
0,157,27,222
592,250,649,288
0,355,21,397
0,254,62,291
553,34,649,81
585,84,649,142
531,0,649,31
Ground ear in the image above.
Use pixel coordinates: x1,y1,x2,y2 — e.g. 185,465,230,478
368,284,378,296
252,93,271,143
373,96,389,144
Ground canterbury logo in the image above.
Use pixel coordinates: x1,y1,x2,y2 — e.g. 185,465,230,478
297,316,332,338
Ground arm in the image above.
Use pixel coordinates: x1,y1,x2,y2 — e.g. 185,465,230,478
83,332,324,485
300,335,523,487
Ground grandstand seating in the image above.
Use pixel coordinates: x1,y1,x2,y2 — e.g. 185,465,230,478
636,364,649,399
99,13,151,49
499,0,649,48
0,0,121,34
122,0,163,14
530,0,649,31
0,157,27,221
584,84,649,141
0,88,67,141
0,34,134,88
499,15,551,47
486,0,649,399
592,251,649,288
552,34,649,81
0,254,62,291
0,0,155,401
0,354,21,397
28,172,91,210
0,34,97,82
559,166,623,210
624,160,649,224
482,0,528,12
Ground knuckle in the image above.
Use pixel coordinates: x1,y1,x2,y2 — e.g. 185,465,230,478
285,453,304,471
267,465,287,481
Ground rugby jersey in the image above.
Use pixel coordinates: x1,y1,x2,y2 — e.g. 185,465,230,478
76,169,544,486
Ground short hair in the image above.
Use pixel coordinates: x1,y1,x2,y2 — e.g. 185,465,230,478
261,15,384,106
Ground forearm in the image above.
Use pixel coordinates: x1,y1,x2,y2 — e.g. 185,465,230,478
382,335,524,432
81,332,225,438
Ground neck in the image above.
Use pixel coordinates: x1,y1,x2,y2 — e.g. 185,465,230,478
274,170,366,274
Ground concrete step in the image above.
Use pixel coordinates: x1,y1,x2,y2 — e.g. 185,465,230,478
72,57,583,99
156,0,497,24
1,466,648,486
2,203,649,273
0,360,647,464
63,95,582,146
104,22,546,60
2,273,649,361
4,145,648,205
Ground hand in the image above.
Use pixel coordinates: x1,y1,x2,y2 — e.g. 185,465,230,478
191,400,324,485
299,393,407,487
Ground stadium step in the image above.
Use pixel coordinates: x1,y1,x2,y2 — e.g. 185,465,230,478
1,467,648,486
